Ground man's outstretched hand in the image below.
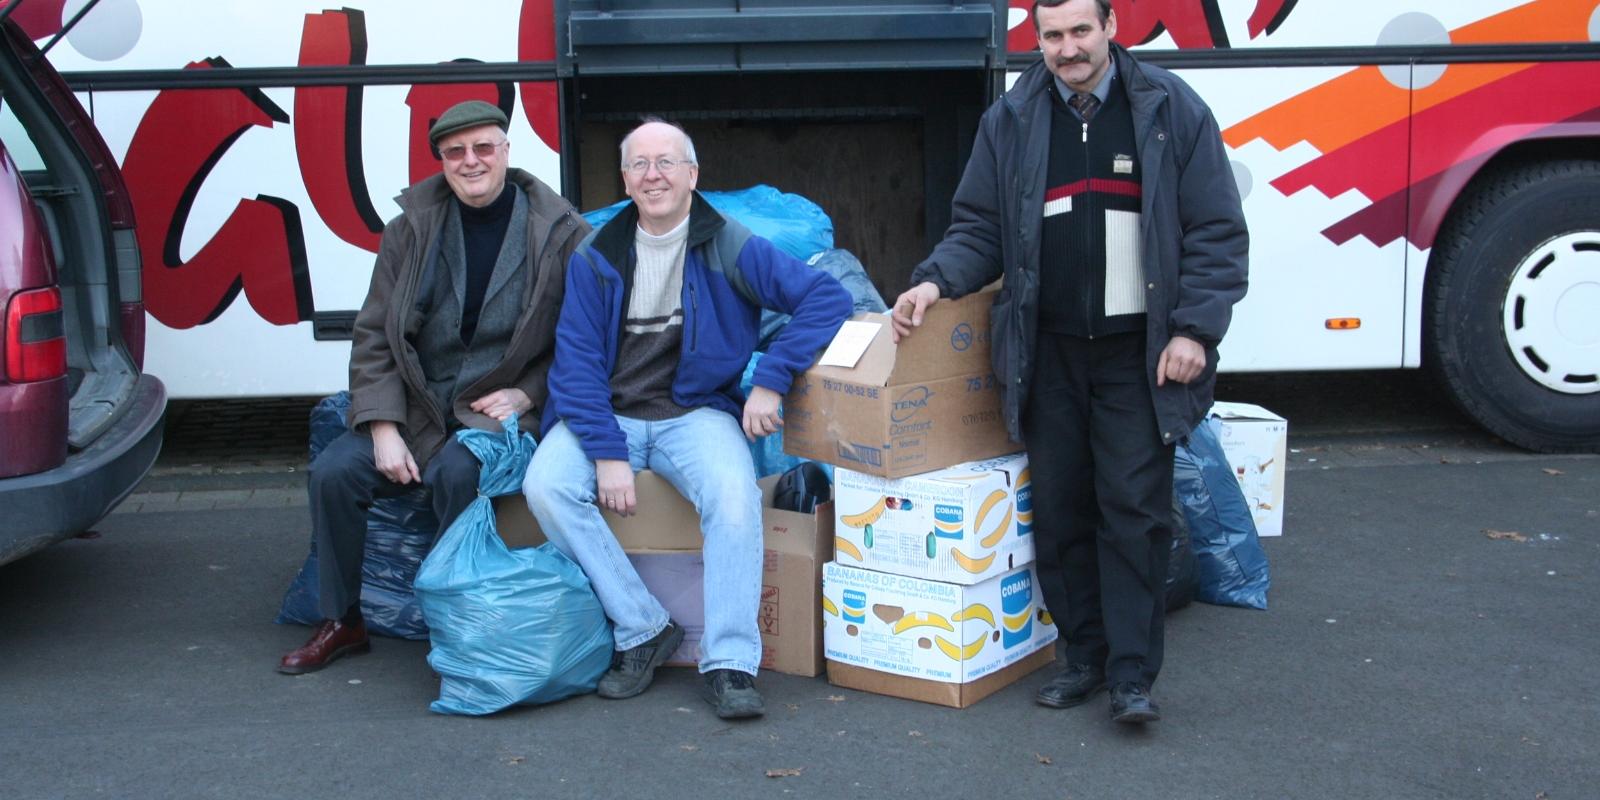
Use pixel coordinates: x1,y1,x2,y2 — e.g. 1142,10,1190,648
743,385,784,442
595,459,637,516
470,388,532,422
889,282,942,342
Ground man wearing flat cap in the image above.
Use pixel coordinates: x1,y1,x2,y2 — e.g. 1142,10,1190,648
279,100,589,674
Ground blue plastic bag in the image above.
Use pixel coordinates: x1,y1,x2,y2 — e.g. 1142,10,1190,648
276,392,434,639
583,184,833,262
1174,417,1271,609
758,248,888,351
413,417,614,715
739,352,834,482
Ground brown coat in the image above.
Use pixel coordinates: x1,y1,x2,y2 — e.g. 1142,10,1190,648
346,169,588,468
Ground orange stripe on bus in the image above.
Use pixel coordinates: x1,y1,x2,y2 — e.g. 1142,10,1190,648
1223,0,1591,154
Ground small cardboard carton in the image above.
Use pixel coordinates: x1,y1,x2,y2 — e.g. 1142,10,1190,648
498,470,704,551
494,472,834,677
821,561,1057,708
1210,401,1288,537
781,289,1016,478
833,453,1032,585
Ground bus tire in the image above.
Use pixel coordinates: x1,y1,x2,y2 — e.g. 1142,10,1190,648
1425,159,1600,453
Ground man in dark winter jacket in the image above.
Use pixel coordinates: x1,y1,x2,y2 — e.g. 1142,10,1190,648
522,119,850,720
278,100,588,675
891,0,1248,723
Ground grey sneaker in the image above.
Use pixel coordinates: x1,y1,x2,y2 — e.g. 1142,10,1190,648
701,669,765,719
596,621,685,699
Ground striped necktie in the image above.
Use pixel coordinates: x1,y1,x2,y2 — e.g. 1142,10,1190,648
1069,92,1100,121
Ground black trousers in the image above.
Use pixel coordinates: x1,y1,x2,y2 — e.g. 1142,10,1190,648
306,432,481,620
1022,331,1175,687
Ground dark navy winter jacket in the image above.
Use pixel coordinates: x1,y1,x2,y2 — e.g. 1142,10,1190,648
541,193,852,462
912,44,1249,445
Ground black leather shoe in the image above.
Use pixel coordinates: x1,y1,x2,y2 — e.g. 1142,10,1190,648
278,618,370,675
1035,663,1107,708
597,621,685,699
1109,682,1161,724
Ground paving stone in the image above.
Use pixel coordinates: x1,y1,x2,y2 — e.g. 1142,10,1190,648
247,488,305,508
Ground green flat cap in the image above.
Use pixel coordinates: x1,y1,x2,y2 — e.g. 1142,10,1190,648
429,100,509,144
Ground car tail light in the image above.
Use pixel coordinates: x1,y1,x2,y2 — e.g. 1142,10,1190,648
5,287,67,383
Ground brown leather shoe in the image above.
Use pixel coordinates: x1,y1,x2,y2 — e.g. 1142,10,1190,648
278,618,370,675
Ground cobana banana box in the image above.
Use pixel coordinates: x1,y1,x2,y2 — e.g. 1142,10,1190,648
833,453,1031,584
822,561,1057,707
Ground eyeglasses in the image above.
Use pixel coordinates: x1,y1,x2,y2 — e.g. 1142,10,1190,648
624,157,692,175
439,141,503,162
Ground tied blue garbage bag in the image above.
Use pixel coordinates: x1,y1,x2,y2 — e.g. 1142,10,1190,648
412,416,613,715
583,184,833,262
1174,417,1271,609
276,392,434,639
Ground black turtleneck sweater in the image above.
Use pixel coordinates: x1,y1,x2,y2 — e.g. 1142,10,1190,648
457,183,515,344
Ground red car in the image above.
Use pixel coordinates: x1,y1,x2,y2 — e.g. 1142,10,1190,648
1,12,165,565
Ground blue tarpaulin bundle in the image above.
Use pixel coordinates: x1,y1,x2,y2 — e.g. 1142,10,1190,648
413,417,614,715
275,392,433,639
1174,416,1271,609
758,248,887,351
584,184,834,262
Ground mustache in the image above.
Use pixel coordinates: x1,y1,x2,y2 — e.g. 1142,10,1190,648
1054,54,1091,67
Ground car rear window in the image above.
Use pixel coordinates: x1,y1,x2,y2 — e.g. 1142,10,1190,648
0,97,49,172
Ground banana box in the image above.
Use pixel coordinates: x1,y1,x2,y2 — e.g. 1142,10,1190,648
822,562,1057,707
833,452,1031,584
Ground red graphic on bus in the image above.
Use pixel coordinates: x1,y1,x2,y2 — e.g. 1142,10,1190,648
121,0,563,329
1225,0,1600,248
124,59,313,329
296,8,385,253
11,0,66,40
519,0,562,153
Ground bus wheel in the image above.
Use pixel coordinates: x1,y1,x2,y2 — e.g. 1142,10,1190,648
1426,160,1600,453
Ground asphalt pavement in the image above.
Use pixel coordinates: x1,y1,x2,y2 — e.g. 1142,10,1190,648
1,370,1596,799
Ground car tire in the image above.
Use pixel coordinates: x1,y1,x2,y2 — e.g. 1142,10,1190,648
1425,159,1600,453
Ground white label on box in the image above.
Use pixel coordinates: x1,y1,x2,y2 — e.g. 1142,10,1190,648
818,320,882,368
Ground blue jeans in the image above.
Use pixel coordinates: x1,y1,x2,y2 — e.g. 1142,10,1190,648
522,408,764,675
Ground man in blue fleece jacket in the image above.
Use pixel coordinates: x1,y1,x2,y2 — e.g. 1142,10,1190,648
522,119,851,719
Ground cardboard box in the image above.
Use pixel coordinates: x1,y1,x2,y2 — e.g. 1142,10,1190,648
781,289,1017,478
493,473,834,677
827,646,1054,709
821,561,1057,707
497,471,703,551
833,453,1032,585
1210,401,1288,537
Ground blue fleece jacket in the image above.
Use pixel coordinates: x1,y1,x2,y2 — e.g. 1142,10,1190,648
541,193,852,462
